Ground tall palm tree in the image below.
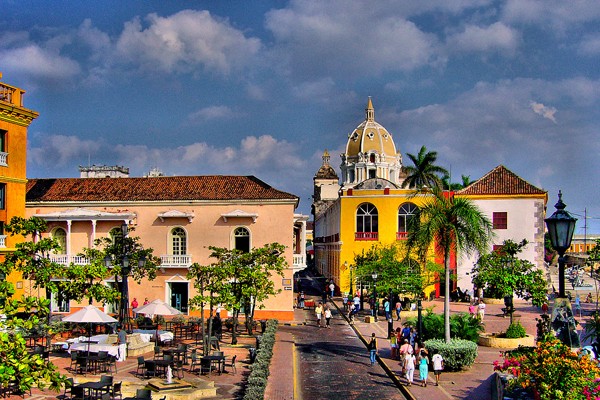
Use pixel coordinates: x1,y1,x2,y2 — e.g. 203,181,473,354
401,145,449,190
407,189,493,342
460,174,475,188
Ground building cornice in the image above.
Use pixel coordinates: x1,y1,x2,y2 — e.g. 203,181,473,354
26,198,298,208
0,104,39,127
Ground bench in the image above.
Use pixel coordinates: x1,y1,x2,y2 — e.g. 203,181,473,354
303,300,315,310
126,333,154,357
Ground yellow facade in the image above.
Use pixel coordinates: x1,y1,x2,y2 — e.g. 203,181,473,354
0,74,39,298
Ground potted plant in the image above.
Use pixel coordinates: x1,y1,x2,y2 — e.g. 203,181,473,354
172,315,186,326
154,315,166,329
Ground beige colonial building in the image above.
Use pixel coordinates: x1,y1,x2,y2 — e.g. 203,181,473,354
26,174,305,321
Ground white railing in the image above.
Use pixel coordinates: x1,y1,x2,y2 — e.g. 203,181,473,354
293,254,305,266
160,254,192,268
0,235,5,248
49,254,89,265
0,152,7,167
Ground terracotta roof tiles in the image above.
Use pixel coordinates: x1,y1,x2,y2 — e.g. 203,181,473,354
456,165,546,196
26,176,298,204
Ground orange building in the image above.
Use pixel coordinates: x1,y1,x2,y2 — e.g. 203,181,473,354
0,73,39,297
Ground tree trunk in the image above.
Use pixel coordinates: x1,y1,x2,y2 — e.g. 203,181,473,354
232,308,238,345
444,249,451,343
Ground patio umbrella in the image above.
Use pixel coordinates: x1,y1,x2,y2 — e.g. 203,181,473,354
62,305,117,353
133,299,181,344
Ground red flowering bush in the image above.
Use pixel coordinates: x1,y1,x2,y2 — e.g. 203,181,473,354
494,338,600,400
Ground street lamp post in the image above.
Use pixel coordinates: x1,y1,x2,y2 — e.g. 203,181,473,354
545,191,577,298
372,272,378,322
104,223,145,331
417,297,423,340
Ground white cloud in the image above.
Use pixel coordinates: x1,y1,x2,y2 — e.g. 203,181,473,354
530,101,557,123
446,22,519,53
187,105,238,123
579,34,600,56
114,10,262,74
0,44,80,81
502,0,600,31
28,134,100,167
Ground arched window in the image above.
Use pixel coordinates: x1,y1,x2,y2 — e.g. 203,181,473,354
356,203,378,240
170,227,187,255
398,202,418,240
52,228,67,254
234,227,250,253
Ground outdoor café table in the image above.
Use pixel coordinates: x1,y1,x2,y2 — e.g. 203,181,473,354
69,343,119,357
163,348,187,364
201,355,225,374
145,359,173,378
74,380,111,399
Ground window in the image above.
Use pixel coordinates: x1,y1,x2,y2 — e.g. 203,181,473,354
398,202,418,239
52,228,67,254
0,130,5,152
234,227,250,253
356,203,378,240
170,227,187,255
0,183,5,209
109,227,124,244
368,169,376,179
51,291,70,313
493,212,508,229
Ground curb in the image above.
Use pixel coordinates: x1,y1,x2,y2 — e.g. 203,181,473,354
330,299,417,400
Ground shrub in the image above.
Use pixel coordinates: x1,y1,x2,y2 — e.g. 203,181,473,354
504,321,526,339
406,312,483,342
242,319,278,400
425,339,478,370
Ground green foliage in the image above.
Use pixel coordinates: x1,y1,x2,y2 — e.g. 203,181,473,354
471,239,547,307
243,319,278,400
504,321,527,339
406,311,483,342
425,338,478,370
401,145,449,190
582,311,600,344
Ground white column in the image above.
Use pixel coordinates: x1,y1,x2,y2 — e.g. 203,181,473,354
91,220,97,247
66,220,72,258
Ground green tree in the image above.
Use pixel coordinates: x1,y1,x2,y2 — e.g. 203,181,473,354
407,189,493,342
0,217,66,394
471,239,547,325
401,145,449,190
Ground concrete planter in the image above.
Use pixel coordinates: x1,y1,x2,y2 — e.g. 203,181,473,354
483,298,505,305
478,333,535,349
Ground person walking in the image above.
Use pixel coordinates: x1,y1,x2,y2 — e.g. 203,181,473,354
315,302,323,328
117,325,127,362
404,351,416,386
348,302,356,324
299,291,305,309
432,351,444,386
353,293,361,312
324,305,332,328
418,349,429,386
329,282,335,299
384,298,391,320
131,297,138,318
143,297,149,305
469,302,476,318
368,333,377,366
395,300,402,321
477,300,486,321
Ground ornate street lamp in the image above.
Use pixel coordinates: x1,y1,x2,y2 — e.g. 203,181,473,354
104,223,146,330
545,191,577,298
372,272,378,322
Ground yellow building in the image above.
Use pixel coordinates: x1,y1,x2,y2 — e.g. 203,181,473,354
0,73,39,298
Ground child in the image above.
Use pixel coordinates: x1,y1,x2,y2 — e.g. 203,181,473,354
432,351,444,386
404,350,416,386
418,349,429,387
469,302,476,318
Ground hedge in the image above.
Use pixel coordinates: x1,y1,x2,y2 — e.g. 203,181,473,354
242,319,278,400
425,338,478,371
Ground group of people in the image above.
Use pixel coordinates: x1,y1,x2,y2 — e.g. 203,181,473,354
468,299,487,320
369,332,444,387
314,302,333,328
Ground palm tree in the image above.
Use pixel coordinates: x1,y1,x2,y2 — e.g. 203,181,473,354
460,175,475,188
407,189,493,342
401,145,449,190
442,173,475,190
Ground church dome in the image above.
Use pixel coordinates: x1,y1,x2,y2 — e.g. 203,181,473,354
314,150,339,180
345,97,399,161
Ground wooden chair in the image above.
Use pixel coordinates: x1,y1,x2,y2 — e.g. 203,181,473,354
97,351,109,373
69,352,78,371
70,385,86,400
110,381,122,400
136,388,152,399
136,356,146,377
189,351,200,373
153,345,163,360
223,355,237,374
174,359,184,379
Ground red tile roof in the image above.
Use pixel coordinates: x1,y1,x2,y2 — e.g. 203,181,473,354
26,176,299,204
456,165,546,196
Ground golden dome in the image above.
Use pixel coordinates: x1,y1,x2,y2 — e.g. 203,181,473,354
345,97,398,161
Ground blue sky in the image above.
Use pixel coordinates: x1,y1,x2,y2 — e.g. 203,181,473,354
2,0,599,232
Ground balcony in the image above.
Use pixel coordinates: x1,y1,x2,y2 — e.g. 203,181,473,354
396,232,408,240
355,232,378,241
0,152,6,167
160,254,192,268
49,254,89,266
0,235,5,248
0,82,24,106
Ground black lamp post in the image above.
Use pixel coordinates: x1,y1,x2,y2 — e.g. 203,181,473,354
349,263,354,296
417,297,423,340
545,191,577,298
104,223,145,331
372,272,378,322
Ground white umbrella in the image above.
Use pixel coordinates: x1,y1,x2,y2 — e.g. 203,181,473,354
133,299,181,344
62,305,117,353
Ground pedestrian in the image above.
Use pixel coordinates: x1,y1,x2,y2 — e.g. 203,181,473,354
432,351,444,386
395,300,402,321
348,302,356,324
469,302,476,318
384,298,391,320
398,338,413,367
353,293,361,312
342,293,349,311
322,286,328,304
409,327,417,350
315,302,323,328
143,297,149,305
368,333,377,366
390,332,398,359
418,349,429,386
299,291,305,309
404,350,416,386
394,328,403,360
131,297,138,318
586,293,593,303
117,325,127,362
477,300,486,321
401,324,411,341
324,305,332,328
329,282,335,299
